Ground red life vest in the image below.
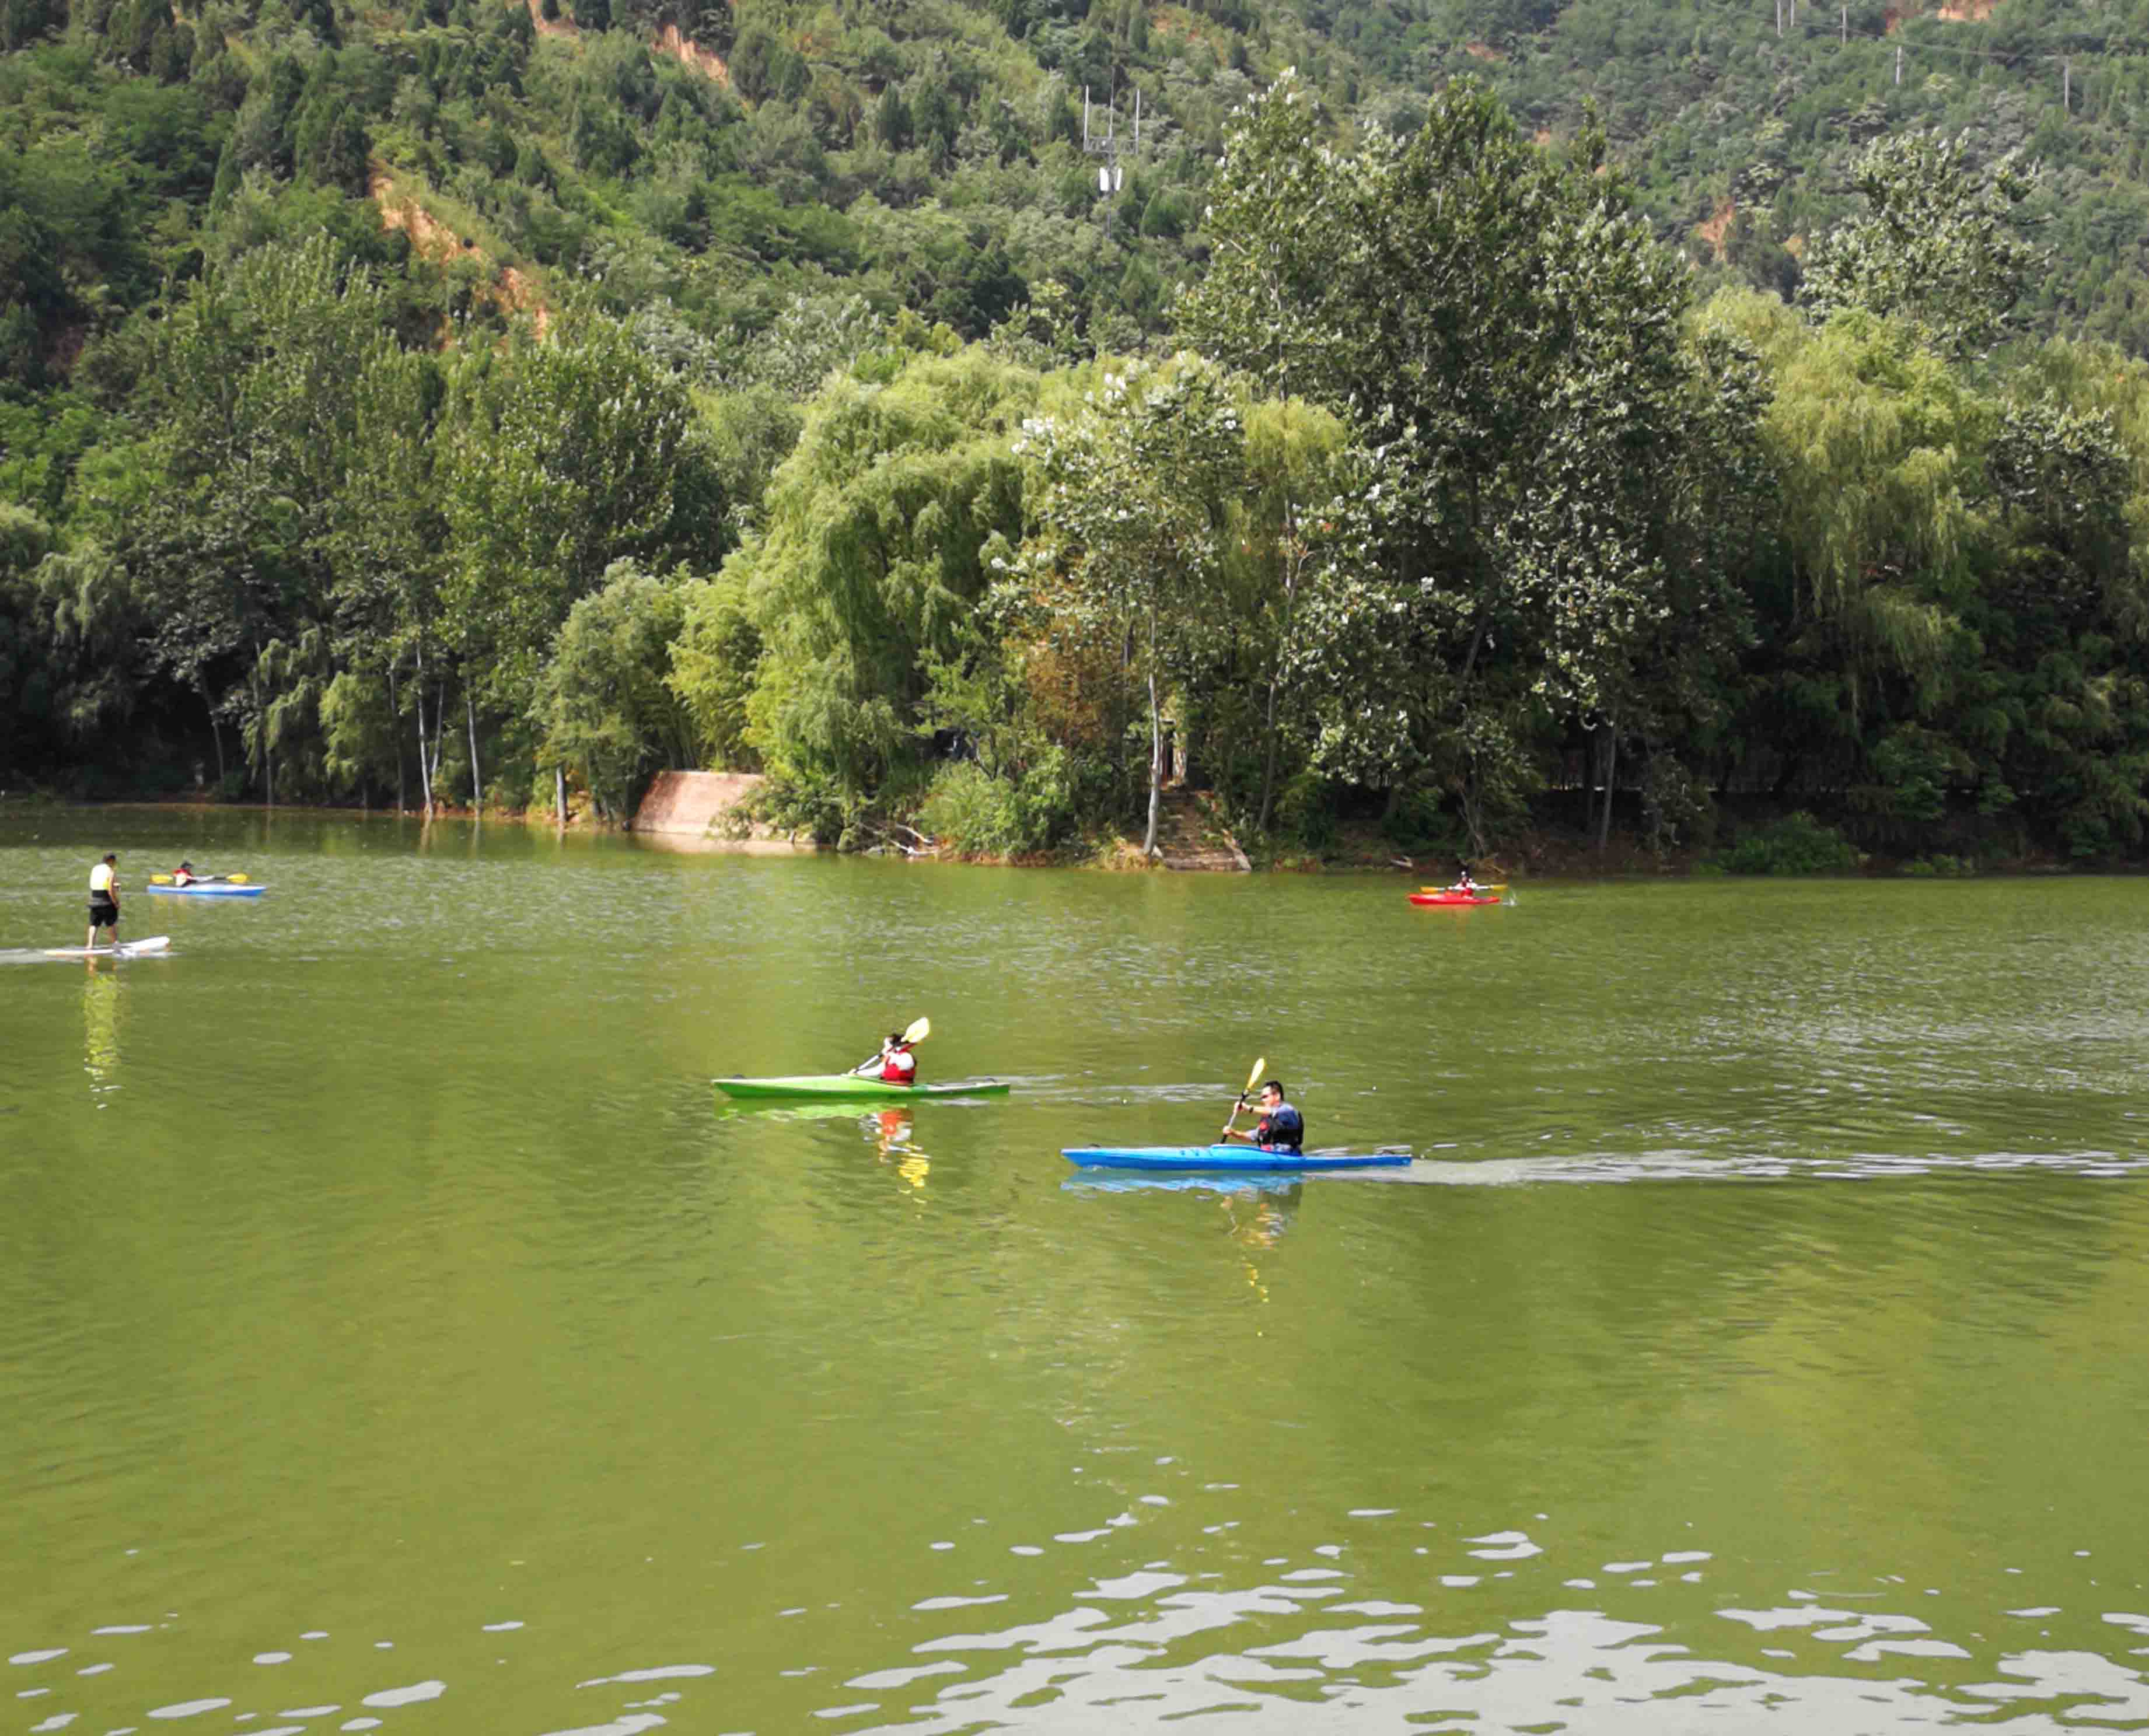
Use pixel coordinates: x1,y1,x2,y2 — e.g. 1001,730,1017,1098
880,1049,916,1084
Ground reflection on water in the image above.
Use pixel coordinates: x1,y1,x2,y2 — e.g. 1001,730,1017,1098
871,1107,931,1189
81,967,120,1103
831,1564,2149,1734
13,1536,2144,1734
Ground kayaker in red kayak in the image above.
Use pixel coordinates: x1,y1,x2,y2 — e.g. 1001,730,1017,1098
1221,1080,1304,1153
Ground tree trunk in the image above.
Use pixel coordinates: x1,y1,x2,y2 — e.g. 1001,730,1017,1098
1255,501,1299,839
1597,720,1619,855
1458,775,1491,860
258,660,273,811
388,660,406,814
414,643,434,814
464,684,483,820
201,682,226,789
555,763,567,829
428,682,444,797
1142,648,1163,860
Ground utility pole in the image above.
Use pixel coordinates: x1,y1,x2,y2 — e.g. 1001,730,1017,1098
1840,2,1847,41
2063,55,2071,110
1895,44,1903,84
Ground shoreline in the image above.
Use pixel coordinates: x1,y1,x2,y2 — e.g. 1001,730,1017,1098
0,792,2101,878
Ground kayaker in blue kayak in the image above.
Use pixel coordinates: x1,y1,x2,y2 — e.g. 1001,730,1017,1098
172,860,203,886
1222,1080,1303,1153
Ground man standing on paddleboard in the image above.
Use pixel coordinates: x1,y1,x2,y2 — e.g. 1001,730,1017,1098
1221,1080,1304,1153
86,853,120,951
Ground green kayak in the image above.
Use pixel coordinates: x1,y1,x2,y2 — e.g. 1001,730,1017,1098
712,1075,1011,1102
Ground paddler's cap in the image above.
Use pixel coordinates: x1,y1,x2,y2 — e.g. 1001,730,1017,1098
179,860,193,871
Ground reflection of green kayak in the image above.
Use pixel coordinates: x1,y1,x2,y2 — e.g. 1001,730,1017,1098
712,1076,1011,1102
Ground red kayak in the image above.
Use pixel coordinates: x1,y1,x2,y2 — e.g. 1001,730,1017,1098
1409,891,1503,907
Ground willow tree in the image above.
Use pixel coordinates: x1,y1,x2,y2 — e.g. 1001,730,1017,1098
716,347,1040,835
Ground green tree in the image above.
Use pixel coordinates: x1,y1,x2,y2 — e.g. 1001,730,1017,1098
1016,354,1246,858
1801,134,2047,362
121,234,407,797
732,348,1038,826
534,561,698,820
437,306,715,788
1183,74,1749,851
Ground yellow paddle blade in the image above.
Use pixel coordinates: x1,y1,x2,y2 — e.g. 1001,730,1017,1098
226,874,250,883
904,1015,931,1045
149,874,174,884
1243,1056,1266,1096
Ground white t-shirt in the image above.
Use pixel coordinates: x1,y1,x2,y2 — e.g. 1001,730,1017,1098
89,862,116,895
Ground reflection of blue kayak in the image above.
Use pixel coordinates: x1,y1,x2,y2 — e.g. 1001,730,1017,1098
145,883,265,898
1062,1145,1410,1172
1064,1173,1302,1196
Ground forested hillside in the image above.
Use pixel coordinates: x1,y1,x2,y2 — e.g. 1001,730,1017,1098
1380,0,2149,354
9,0,2149,866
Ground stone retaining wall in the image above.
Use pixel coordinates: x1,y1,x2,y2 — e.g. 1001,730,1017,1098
633,770,766,836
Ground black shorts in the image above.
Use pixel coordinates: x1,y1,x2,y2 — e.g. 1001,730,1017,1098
89,898,118,928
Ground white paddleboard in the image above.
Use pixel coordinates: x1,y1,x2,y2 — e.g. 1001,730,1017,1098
43,936,172,958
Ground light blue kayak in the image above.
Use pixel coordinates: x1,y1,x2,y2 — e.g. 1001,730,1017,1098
145,883,265,897
1062,1145,1410,1172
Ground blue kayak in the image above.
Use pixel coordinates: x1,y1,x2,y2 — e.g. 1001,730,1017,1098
145,883,265,898
1062,1145,1410,1172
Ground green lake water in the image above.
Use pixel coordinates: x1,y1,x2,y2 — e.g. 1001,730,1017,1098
5,806,2149,1734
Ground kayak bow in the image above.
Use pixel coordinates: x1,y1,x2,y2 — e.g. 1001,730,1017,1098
1062,1144,1410,1172
714,1075,1010,1102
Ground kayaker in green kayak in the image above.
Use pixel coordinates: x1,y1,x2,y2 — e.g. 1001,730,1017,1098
861,1030,919,1086
1221,1080,1304,1154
